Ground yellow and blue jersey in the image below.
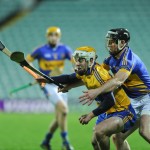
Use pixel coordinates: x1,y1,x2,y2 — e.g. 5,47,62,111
103,47,150,98
26,44,72,76
75,63,131,114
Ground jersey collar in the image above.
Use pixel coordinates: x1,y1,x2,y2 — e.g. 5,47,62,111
46,43,61,51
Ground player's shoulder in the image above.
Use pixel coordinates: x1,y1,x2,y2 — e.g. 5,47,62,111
103,55,112,63
58,43,67,48
127,47,141,61
123,47,133,60
94,62,106,71
93,63,111,81
58,43,72,51
39,44,48,49
94,63,108,73
34,44,47,51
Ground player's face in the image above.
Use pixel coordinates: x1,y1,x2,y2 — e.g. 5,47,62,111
106,38,126,56
74,58,88,75
106,38,118,55
47,32,60,45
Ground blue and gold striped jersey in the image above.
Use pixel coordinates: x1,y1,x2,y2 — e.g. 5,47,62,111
76,63,131,114
103,47,150,98
26,44,72,76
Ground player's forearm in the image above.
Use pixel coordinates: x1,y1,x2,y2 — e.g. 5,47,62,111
92,92,115,116
51,73,80,84
97,77,122,95
67,80,84,89
98,69,129,94
58,79,84,93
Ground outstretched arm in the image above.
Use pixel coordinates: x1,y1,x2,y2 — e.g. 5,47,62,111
79,69,130,105
58,80,84,93
36,73,84,92
36,73,80,84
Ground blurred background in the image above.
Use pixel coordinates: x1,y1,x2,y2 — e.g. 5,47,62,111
0,0,150,149
0,0,150,112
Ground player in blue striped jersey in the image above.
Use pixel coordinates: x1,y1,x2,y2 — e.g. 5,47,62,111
27,27,74,150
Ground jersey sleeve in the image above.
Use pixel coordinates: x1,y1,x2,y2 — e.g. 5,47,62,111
31,47,41,59
101,63,110,71
96,65,112,84
51,73,80,84
26,47,41,62
119,51,134,75
64,46,73,60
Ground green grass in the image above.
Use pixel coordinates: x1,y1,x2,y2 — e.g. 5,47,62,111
0,113,150,150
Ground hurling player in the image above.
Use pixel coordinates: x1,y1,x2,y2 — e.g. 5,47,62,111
26,27,74,150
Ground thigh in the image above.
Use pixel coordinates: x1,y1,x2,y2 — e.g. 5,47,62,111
130,98,142,119
140,114,150,132
114,120,139,141
140,95,150,130
95,117,124,136
141,94,150,116
130,94,150,118
107,105,137,133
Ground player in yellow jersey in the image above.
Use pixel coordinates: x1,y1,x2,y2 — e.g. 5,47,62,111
26,27,74,150
36,46,137,150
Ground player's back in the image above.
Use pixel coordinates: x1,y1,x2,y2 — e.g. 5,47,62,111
103,47,150,98
123,49,150,98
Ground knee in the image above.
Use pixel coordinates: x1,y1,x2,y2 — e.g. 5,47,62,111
57,101,68,115
94,126,105,140
60,105,68,115
112,134,117,143
112,134,124,145
139,127,150,143
91,137,97,146
139,128,144,137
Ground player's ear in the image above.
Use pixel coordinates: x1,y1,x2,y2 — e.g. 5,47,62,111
90,58,93,63
95,55,98,60
121,40,126,44
120,40,126,49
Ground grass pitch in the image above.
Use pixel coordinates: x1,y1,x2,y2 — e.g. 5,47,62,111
0,113,149,150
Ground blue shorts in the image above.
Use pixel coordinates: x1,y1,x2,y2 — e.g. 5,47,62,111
96,105,137,133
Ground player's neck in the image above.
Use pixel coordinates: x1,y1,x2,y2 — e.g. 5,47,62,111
48,43,57,48
50,44,56,48
115,48,126,59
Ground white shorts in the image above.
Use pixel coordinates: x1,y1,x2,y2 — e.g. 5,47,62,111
44,84,68,106
130,94,150,118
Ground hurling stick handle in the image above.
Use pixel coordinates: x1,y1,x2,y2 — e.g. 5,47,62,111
0,41,12,57
23,66,45,87
26,64,64,88
9,81,37,95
